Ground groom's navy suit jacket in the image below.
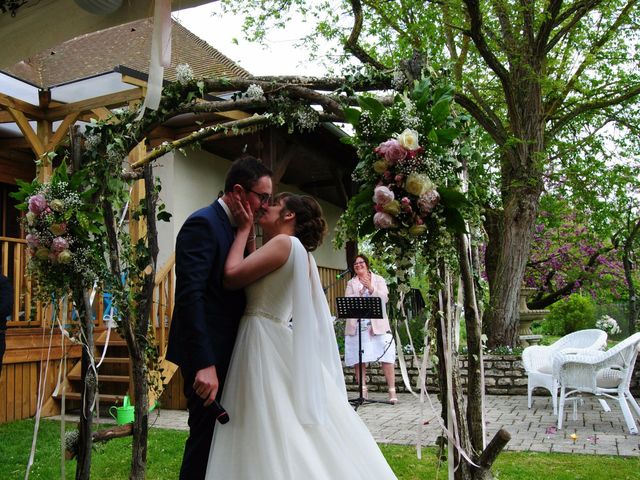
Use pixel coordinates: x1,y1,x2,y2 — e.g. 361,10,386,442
167,201,246,390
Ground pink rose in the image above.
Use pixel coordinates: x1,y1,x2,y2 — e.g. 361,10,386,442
373,186,394,206
26,234,39,248
417,189,440,215
28,194,47,215
51,237,69,253
373,212,395,229
375,139,407,164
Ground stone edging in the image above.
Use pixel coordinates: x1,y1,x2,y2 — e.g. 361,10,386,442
343,354,640,396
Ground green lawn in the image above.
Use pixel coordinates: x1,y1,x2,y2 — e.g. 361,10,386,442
1,419,638,479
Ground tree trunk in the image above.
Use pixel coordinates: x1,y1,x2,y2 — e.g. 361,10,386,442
457,232,484,455
75,287,95,480
623,218,640,335
484,61,545,348
434,266,476,480
130,346,149,480
485,186,540,347
129,165,158,480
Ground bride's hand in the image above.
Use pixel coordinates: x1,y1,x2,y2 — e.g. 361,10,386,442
229,191,254,233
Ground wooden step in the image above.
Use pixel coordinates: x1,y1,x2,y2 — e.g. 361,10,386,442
95,339,128,347
69,373,130,383
98,357,130,365
56,391,125,403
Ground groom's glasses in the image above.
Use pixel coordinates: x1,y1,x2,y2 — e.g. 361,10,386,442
248,189,273,206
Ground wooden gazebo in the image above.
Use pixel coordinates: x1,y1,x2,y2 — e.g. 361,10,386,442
0,17,356,423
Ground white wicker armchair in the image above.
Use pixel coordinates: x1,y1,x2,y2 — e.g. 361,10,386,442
553,332,640,434
522,329,608,414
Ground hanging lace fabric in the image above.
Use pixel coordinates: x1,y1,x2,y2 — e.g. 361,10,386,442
291,237,346,426
136,0,172,120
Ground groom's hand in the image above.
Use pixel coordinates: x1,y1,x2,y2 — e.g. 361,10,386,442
193,365,219,407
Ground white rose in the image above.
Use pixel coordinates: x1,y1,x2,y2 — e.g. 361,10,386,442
396,128,420,151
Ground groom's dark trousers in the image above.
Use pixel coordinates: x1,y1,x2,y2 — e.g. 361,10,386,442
166,201,246,480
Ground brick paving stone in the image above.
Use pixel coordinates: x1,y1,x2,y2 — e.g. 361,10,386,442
49,393,638,457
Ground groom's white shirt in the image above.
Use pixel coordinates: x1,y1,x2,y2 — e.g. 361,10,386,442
217,197,236,227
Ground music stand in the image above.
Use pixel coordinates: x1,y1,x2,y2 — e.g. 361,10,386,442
336,296,394,409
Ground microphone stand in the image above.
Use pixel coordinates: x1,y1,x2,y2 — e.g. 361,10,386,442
323,270,351,294
336,296,393,410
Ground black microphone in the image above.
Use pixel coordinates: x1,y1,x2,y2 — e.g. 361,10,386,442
336,268,351,279
212,400,229,424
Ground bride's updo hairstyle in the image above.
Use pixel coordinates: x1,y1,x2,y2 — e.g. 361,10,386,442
277,193,327,252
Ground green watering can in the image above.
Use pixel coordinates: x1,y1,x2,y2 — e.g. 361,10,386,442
109,395,134,425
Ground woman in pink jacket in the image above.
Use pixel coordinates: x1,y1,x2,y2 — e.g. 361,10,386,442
344,254,397,403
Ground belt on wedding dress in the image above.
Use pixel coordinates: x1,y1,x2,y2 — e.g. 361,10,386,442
243,308,282,324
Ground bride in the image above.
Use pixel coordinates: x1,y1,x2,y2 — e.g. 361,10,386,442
205,192,397,479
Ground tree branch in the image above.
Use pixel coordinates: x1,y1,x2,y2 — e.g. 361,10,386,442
545,0,638,118
345,0,388,70
221,75,392,91
131,115,271,170
454,92,507,145
535,0,562,55
528,244,615,309
462,0,511,93
550,83,640,135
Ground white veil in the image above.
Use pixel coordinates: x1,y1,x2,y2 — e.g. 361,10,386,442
291,237,347,426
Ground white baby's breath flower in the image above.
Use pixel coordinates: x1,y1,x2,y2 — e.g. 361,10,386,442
84,133,100,150
245,84,265,101
176,64,194,85
294,106,319,131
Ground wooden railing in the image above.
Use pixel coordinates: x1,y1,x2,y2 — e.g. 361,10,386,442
150,253,175,359
1,236,175,339
3,233,344,351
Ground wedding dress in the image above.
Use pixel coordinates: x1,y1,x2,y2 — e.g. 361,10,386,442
205,236,397,479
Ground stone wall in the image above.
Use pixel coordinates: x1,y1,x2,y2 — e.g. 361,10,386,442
344,355,640,396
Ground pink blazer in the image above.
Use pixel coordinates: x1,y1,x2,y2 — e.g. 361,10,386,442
344,272,391,336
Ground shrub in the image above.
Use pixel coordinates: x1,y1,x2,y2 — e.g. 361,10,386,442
541,294,597,335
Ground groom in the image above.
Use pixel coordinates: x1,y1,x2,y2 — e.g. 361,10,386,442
167,155,273,480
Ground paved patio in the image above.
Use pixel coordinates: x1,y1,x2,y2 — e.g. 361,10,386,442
53,393,639,457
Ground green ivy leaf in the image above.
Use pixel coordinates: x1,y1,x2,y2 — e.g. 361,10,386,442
357,96,384,117
436,128,460,143
431,99,450,124
157,211,172,222
443,207,467,233
343,107,361,126
438,188,470,208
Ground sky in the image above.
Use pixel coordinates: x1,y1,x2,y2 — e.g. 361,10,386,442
173,3,330,77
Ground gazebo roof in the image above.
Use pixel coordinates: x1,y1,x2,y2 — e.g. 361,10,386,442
4,17,250,89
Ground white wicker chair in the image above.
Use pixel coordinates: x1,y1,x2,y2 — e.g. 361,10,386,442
554,332,640,434
522,329,608,414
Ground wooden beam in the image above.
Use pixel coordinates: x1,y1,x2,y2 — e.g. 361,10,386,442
91,107,115,122
121,74,148,88
45,87,144,120
7,107,44,157
45,112,80,151
0,92,43,119
213,110,250,121
0,110,15,122
128,141,148,245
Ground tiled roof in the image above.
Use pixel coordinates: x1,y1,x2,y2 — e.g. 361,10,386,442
3,17,250,88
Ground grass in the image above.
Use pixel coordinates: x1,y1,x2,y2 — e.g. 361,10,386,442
1,419,638,479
